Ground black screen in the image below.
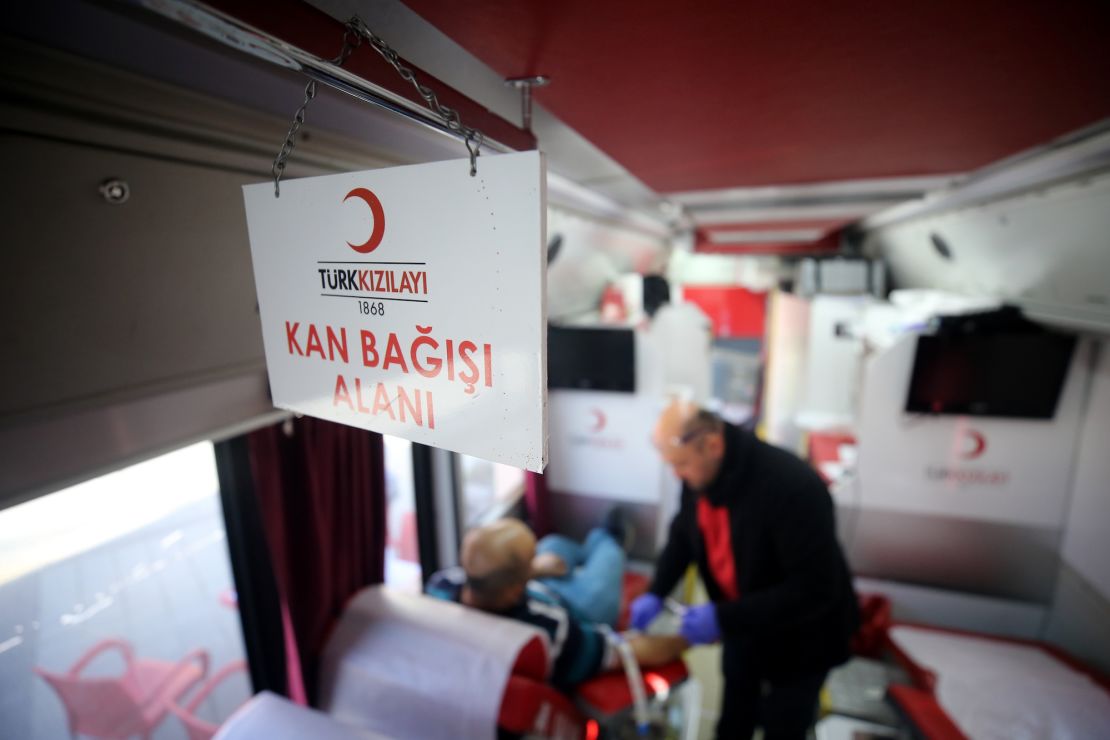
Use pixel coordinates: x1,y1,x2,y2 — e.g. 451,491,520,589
548,325,635,392
905,331,1076,418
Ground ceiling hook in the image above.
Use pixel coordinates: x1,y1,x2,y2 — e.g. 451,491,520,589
465,135,481,176
505,75,550,134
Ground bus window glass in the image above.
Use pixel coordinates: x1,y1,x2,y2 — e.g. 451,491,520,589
383,435,421,592
0,443,250,740
460,455,525,527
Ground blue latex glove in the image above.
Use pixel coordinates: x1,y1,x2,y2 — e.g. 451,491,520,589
679,603,721,645
629,593,663,631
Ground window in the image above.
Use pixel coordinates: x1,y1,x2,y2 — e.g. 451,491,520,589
459,455,525,527
0,443,250,739
383,435,421,593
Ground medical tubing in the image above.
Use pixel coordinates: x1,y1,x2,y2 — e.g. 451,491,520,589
600,626,650,735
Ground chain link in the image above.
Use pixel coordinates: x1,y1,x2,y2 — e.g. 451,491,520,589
271,29,360,197
348,18,484,176
271,80,317,197
271,17,486,197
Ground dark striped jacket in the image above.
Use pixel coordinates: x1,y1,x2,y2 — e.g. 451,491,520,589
426,567,614,691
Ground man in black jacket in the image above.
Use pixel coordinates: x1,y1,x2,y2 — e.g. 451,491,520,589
630,400,858,739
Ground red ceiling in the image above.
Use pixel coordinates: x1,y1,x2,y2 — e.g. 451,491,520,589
403,0,1110,193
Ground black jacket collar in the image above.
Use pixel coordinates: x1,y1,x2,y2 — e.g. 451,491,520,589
699,422,752,507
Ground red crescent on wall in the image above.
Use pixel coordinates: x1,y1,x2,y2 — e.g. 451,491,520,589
961,429,987,460
590,408,607,433
343,187,386,254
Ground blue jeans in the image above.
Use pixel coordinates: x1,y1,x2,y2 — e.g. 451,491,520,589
535,528,625,626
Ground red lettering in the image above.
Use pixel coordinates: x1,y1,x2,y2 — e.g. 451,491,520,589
354,378,371,413
483,343,493,387
397,385,423,426
459,340,479,394
358,270,371,291
411,327,442,378
305,324,325,359
326,326,349,363
372,382,396,420
426,389,435,429
361,330,379,367
332,374,353,410
383,333,409,372
285,321,303,356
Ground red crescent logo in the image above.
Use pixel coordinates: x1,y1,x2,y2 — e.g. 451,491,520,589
343,187,385,253
961,429,987,460
589,408,607,433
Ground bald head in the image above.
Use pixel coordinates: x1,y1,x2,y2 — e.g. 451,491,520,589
653,399,726,491
460,519,536,611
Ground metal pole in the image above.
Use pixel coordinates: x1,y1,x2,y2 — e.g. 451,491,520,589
125,0,521,154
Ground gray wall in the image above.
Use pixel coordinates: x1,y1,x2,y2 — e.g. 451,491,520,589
1045,341,1110,674
0,35,403,507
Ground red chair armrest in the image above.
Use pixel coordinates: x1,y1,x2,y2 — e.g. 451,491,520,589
887,684,967,740
575,659,688,716
500,675,584,739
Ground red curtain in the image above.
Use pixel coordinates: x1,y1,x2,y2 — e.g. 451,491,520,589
247,416,386,704
524,471,552,537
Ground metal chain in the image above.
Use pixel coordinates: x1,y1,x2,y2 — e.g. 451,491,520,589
271,81,316,197
271,18,486,196
272,27,362,197
347,17,484,176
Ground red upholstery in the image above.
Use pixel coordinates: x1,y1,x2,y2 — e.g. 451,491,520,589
500,676,586,739
496,574,690,736
851,592,892,659
617,572,650,631
510,635,549,682
887,684,967,740
888,621,1110,693
884,622,1110,739
499,634,586,738
576,661,689,716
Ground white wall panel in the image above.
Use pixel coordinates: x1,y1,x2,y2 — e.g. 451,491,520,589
866,172,1110,333
798,295,871,429
856,335,1088,528
1060,341,1110,600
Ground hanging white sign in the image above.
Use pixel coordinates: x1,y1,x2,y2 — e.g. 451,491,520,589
242,152,548,472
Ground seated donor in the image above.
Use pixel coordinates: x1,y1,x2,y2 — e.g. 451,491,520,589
427,518,686,691
527,507,633,626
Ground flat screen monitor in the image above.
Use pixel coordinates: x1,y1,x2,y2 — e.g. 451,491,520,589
548,325,635,392
905,331,1076,419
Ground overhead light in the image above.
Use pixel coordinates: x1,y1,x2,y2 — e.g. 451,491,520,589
692,203,883,224
708,228,826,244
930,232,955,260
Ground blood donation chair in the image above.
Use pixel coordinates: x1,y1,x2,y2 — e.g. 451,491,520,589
882,622,1110,739
317,585,691,740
